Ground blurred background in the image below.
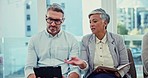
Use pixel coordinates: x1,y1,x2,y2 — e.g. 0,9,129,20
1,0,148,78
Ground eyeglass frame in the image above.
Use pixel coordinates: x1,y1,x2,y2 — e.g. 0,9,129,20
46,17,64,25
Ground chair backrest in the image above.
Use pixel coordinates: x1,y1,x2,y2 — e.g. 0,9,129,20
127,49,137,78
143,66,148,78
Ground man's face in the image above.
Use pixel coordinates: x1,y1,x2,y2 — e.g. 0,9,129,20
89,14,107,35
46,10,64,36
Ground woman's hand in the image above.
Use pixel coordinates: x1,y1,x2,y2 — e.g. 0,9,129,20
114,72,121,78
64,57,83,66
64,57,87,69
28,74,36,78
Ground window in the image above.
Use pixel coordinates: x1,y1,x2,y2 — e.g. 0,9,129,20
26,4,30,9
61,3,65,9
27,25,31,32
26,15,30,20
26,25,31,37
62,25,66,30
117,0,147,77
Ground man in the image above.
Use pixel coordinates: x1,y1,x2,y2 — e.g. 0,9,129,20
142,33,148,78
24,3,80,78
65,8,130,78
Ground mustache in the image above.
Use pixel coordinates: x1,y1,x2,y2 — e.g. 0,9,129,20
48,26,57,28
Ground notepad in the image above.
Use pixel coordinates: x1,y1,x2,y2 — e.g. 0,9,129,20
94,62,132,72
117,62,132,70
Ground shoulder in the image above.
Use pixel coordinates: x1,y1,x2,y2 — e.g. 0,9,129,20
63,31,75,37
29,30,45,42
82,34,93,40
107,32,124,45
62,31,78,41
81,34,94,45
143,33,148,44
108,32,123,40
108,32,122,38
143,33,148,39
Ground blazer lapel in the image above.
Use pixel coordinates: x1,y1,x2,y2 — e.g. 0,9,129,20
88,34,96,70
107,32,117,66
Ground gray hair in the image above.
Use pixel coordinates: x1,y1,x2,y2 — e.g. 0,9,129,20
88,8,110,24
47,3,64,15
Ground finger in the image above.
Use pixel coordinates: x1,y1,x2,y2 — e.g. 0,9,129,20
71,57,77,60
62,76,65,78
103,69,109,73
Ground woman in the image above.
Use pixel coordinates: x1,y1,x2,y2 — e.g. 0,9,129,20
65,8,130,78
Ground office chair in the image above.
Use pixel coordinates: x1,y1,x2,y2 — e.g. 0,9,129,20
126,49,137,78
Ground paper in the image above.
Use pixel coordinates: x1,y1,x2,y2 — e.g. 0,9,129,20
117,62,132,70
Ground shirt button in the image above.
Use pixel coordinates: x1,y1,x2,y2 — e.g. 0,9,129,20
100,47,102,49
100,55,102,57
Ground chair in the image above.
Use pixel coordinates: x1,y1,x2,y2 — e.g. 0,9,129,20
143,67,148,78
126,49,137,78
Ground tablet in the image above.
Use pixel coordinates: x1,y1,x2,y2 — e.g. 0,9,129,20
33,66,62,78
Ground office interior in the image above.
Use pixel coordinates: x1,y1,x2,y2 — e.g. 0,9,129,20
1,0,148,78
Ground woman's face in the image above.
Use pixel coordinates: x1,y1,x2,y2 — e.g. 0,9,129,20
89,14,107,35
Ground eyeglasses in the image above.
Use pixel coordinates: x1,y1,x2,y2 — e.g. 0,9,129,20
46,17,63,25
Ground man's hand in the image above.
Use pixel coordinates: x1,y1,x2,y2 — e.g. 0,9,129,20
68,72,79,78
28,74,36,78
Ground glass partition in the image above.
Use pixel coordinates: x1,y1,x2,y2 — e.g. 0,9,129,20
1,37,29,78
0,54,3,78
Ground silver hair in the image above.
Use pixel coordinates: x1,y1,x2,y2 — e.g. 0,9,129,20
88,8,110,24
47,3,64,15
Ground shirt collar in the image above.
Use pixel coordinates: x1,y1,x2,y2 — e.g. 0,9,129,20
45,29,62,38
96,34,107,44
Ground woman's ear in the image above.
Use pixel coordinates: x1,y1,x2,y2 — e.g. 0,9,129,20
104,21,108,29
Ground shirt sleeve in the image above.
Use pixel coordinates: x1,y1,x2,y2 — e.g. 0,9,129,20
67,37,81,77
78,60,89,71
24,38,37,78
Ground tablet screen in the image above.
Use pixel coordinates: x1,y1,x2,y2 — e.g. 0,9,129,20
33,66,62,78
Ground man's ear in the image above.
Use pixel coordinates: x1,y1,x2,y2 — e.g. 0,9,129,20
62,18,65,22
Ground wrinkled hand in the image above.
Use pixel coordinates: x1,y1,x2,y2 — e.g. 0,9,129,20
28,74,36,78
94,66,117,74
93,67,121,78
64,57,83,66
68,72,79,78
94,68,110,74
65,57,87,69
114,72,121,78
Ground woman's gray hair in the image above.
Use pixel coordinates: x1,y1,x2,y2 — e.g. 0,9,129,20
88,8,110,24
